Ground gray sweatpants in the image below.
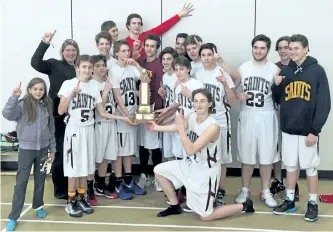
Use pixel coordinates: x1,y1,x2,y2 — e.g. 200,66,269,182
9,147,49,220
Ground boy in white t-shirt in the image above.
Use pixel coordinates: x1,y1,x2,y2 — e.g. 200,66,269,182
110,40,146,200
195,43,237,206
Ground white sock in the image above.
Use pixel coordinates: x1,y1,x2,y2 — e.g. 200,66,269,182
309,193,318,203
241,187,249,195
286,189,295,201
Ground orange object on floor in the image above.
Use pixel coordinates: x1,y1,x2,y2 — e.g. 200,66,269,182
319,194,333,203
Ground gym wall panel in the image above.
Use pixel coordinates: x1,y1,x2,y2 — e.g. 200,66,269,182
256,0,333,170
162,0,256,168
71,0,162,55
0,0,72,133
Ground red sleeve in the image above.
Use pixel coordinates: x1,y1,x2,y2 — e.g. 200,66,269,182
143,14,181,37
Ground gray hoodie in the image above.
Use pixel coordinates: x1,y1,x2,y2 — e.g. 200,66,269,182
2,95,56,152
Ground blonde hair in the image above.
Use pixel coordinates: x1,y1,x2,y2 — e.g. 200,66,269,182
60,39,80,62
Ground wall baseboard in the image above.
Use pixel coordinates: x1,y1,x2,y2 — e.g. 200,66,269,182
2,162,332,180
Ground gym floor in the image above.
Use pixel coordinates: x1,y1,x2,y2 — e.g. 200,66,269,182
0,175,332,231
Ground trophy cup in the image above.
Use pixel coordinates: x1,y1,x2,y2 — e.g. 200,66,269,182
135,69,156,123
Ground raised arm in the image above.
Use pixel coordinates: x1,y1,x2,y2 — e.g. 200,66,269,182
2,83,23,121
31,31,56,74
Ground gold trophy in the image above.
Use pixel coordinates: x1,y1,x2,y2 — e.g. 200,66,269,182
135,69,156,123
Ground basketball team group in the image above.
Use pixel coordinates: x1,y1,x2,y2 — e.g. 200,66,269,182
2,3,331,231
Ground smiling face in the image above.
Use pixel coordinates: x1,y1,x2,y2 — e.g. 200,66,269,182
162,53,174,72
277,40,291,62
77,61,93,81
96,38,111,58
252,41,269,61
28,82,45,100
186,43,200,61
200,48,215,67
175,37,186,55
93,60,107,78
63,45,78,64
108,26,119,42
289,41,308,64
193,92,212,115
144,39,158,58
175,64,190,82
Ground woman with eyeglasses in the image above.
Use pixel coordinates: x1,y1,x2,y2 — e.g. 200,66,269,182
31,30,80,200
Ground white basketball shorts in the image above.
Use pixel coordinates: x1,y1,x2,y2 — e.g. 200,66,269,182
94,121,118,163
154,159,221,217
63,123,95,177
219,127,232,164
237,111,279,165
137,124,161,150
117,132,137,156
281,132,320,169
163,131,184,159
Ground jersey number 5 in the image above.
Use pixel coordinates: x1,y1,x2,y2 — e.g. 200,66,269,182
246,92,264,107
81,109,90,122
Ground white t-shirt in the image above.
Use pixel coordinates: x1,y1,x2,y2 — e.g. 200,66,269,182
238,60,278,112
190,61,204,78
195,66,235,127
187,113,221,168
110,63,140,132
58,77,102,126
162,72,177,107
175,78,204,117
90,79,116,123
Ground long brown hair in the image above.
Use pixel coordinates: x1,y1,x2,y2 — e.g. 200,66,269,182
23,78,53,124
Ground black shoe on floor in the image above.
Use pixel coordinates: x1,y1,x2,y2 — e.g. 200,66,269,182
157,204,182,217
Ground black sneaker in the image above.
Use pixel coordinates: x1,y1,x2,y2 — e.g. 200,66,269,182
77,198,94,214
214,189,226,207
65,200,83,217
270,179,286,198
242,198,255,213
157,204,182,217
273,198,296,215
295,183,300,202
304,201,318,222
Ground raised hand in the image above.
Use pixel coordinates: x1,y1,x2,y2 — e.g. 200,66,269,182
104,79,113,93
43,30,56,44
213,47,223,63
216,68,227,85
158,81,166,99
122,58,137,66
71,80,81,96
274,75,285,86
180,84,191,98
194,36,202,48
175,113,185,128
13,82,22,96
178,3,195,17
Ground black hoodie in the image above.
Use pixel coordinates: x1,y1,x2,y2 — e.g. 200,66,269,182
271,56,331,136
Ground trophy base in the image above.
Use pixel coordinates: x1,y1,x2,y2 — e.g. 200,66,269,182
135,113,155,123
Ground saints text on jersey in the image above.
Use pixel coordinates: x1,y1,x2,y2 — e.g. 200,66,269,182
243,76,270,108
164,85,175,107
71,93,96,110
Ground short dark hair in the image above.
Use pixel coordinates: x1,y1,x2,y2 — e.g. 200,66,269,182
275,36,291,51
290,34,309,50
143,34,161,49
126,13,142,30
101,21,117,31
95,31,112,44
192,88,215,114
184,34,203,48
199,43,217,56
91,54,107,66
252,34,271,50
176,33,188,40
75,54,93,67
114,40,130,54
159,47,178,60
174,56,191,70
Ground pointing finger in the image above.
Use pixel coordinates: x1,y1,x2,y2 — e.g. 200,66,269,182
213,47,217,54
53,30,57,36
18,81,22,89
77,80,80,87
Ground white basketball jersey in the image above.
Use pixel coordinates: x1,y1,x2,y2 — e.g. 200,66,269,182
110,63,140,132
162,72,177,107
239,60,277,112
175,78,205,117
187,113,221,168
195,67,235,127
58,78,102,126
90,79,116,123
190,61,203,78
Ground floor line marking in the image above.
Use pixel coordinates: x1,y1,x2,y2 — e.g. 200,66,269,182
0,218,311,232
1,202,332,218
1,204,32,232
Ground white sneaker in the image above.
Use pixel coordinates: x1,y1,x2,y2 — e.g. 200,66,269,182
137,173,151,189
235,188,249,204
153,179,163,192
260,190,277,208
